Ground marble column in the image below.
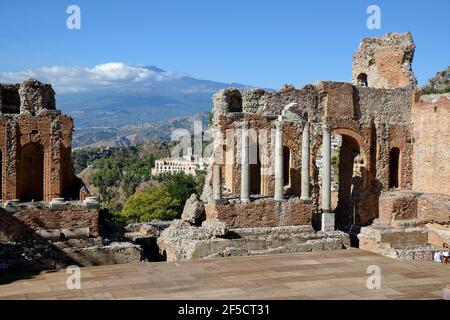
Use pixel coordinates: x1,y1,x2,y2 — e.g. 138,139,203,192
321,124,334,231
274,119,284,201
300,123,311,201
212,164,222,201
240,122,250,203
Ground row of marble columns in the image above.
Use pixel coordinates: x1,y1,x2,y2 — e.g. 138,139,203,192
212,121,334,231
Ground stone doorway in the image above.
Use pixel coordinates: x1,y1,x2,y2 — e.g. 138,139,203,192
332,133,367,227
19,142,44,202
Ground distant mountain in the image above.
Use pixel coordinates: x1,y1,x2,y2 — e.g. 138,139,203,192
0,62,253,147
73,112,210,149
55,64,250,129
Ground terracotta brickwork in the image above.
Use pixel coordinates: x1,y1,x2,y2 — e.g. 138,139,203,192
205,80,415,228
0,79,86,202
352,32,417,89
0,204,99,242
200,32,442,230
205,198,312,228
412,94,450,195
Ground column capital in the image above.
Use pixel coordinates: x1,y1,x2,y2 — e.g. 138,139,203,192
275,119,284,131
241,120,249,129
321,124,331,135
302,121,310,131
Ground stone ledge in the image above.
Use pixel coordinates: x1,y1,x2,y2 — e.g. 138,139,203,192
158,222,350,262
358,223,443,261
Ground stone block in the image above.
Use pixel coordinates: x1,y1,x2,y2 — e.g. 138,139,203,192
202,219,228,237
34,229,61,241
378,191,418,221
84,196,100,209
417,193,450,224
61,227,90,239
49,198,67,210
181,194,204,224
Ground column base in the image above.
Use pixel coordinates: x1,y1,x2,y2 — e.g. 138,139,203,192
321,212,335,232
240,198,251,204
300,196,312,203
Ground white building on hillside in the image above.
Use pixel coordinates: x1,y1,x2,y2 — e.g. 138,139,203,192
151,148,209,176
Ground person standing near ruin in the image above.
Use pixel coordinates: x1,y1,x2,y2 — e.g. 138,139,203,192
442,243,450,264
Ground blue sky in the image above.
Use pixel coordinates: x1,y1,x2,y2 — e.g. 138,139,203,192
0,0,448,89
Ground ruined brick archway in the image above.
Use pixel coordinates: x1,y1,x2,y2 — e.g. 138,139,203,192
331,129,370,226
18,142,44,202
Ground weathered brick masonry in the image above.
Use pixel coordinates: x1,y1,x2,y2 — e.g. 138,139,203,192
0,79,96,242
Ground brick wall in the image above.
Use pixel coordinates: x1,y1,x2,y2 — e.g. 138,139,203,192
412,95,450,195
0,204,99,242
205,198,312,228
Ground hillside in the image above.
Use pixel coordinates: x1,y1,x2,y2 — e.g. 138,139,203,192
423,66,450,94
73,112,210,148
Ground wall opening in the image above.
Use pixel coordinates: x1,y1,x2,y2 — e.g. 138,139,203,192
332,134,367,227
283,146,290,186
247,132,261,195
0,89,20,114
389,147,400,189
19,142,44,202
357,73,368,87
249,146,261,195
227,91,243,113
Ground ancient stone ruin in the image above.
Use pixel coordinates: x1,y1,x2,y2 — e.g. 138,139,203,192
0,79,142,272
158,32,450,261
1,32,448,271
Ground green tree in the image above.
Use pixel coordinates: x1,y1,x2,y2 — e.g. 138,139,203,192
119,187,180,223
161,173,198,214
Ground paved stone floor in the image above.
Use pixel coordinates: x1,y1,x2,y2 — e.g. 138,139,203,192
0,249,448,300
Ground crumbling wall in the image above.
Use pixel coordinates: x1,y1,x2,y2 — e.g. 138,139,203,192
205,197,313,228
412,94,450,195
352,32,417,89
208,80,415,227
378,190,450,225
18,79,56,115
0,84,20,113
0,80,86,202
0,204,99,242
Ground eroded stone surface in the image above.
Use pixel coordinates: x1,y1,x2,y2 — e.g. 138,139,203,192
352,32,417,89
158,222,349,262
181,194,205,224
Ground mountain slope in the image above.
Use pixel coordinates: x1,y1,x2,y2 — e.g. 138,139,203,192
55,64,250,128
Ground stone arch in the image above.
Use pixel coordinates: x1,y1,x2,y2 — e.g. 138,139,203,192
357,73,368,87
18,142,44,201
331,128,370,226
227,90,243,113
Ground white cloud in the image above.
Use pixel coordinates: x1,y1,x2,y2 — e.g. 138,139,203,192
0,62,186,94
